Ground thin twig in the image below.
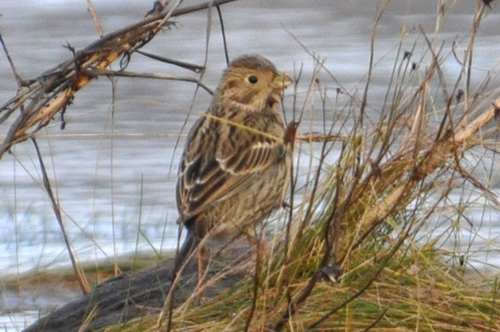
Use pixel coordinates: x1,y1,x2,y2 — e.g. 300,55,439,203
0,0,239,160
31,138,90,294
89,68,213,94
136,50,205,73
86,0,104,37
0,33,24,89
216,5,230,65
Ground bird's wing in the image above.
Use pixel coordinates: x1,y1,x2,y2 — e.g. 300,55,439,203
176,115,286,220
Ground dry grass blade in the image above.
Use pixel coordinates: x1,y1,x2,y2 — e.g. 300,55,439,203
31,137,90,295
154,3,500,331
4,0,500,331
296,133,346,143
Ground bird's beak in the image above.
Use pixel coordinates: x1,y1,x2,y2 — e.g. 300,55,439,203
267,72,292,106
271,72,293,90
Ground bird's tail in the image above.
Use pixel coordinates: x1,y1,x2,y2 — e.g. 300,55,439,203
172,230,199,280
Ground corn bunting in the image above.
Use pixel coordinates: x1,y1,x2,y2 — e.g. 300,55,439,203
174,54,293,279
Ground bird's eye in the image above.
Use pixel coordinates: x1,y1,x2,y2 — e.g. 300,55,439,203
247,75,258,84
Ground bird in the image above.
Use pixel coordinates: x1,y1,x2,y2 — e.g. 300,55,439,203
173,54,293,284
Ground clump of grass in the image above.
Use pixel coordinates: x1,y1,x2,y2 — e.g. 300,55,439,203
127,2,500,331
3,1,500,331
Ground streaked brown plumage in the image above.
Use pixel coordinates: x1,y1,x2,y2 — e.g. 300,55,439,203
174,54,293,277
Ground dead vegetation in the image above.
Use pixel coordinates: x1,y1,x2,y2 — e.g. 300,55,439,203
2,0,500,331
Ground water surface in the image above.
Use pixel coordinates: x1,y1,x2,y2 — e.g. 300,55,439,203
1,0,500,330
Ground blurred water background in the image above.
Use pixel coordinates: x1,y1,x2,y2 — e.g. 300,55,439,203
1,0,500,330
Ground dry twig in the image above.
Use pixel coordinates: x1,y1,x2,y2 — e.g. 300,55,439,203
0,0,238,160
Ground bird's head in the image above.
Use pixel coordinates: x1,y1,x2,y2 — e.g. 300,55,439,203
214,54,292,111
